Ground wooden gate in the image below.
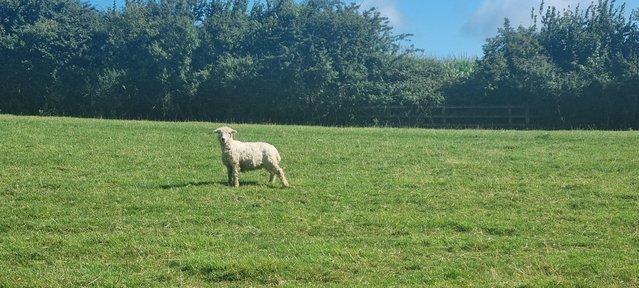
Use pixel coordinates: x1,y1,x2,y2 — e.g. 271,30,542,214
360,105,532,128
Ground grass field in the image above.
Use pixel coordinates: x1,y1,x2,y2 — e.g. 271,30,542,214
1,114,638,287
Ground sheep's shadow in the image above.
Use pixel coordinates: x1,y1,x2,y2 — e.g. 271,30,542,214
213,180,261,187
159,181,216,189
159,180,262,189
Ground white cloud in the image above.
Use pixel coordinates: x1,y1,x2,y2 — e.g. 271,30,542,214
359,0,404,28
462,0,591,37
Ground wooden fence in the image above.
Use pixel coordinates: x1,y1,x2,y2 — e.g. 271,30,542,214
360,105,532,128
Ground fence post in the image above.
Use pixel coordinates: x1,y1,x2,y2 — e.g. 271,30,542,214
508,106,513,125
442,106,447,125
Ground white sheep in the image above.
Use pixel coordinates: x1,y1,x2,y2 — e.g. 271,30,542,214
213,126,290,188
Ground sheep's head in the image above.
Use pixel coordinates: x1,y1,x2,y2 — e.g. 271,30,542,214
213,126,236,145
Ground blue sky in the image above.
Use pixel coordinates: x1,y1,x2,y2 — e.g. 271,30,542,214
88,0,639,58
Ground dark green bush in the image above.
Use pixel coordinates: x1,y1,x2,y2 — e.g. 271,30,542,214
1,0,443,125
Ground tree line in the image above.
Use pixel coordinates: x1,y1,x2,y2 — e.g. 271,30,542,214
1,0,638,129
450,0,639,129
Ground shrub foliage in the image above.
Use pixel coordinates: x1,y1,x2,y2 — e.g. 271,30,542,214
0,0,446,125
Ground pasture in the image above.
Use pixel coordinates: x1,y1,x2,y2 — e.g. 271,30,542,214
0,114,638,287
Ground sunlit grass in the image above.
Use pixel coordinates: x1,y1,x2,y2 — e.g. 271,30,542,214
1,114,637,287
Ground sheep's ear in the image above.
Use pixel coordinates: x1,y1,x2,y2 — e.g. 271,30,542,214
231,129,237,134
213,128,220,134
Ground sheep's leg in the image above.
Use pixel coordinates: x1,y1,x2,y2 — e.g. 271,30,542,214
268,172,276,184
226,166,233,186
230,165,240,187
266,163,289,188
274,166,289,187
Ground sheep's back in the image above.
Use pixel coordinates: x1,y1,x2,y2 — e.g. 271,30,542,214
234,141,280,170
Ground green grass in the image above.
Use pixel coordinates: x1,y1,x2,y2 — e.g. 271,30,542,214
1,114,638,287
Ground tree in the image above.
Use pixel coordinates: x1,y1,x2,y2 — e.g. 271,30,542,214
0,0,104,115
462,0,639,128
101,0,200,119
